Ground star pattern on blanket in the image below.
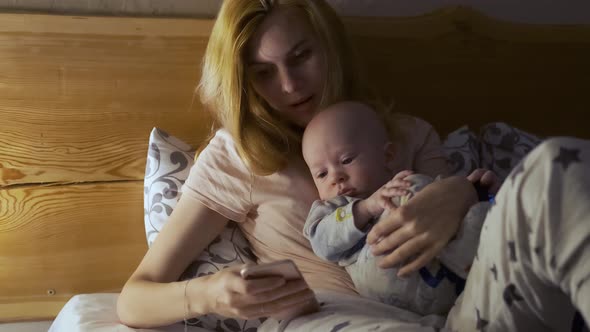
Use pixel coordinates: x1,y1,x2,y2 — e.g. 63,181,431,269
476,308,489,330
503,283,524,307
490,264,497,281
553,147,581,171
330,321,351,332
508,241,517,262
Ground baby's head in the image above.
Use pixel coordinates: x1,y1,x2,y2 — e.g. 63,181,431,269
302,101,395,200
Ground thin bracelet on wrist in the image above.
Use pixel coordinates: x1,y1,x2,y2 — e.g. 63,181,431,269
183,278,193,332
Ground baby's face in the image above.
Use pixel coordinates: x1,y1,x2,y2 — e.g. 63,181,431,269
302,110,392,200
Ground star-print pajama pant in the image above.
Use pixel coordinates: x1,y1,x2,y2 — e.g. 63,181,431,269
446,137,590,331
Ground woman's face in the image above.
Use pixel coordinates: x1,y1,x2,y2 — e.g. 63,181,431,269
246,6,327,128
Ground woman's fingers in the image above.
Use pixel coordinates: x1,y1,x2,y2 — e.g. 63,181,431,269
237,276,286,295
375,233,434,274
396,242,439,277
239,284,316,319
392,170,414,181
209,265,312,319
244,279,309,302
366,208,404,245
466,168,487,183
380,187,408,197
481,170,501,193
370,222,414,256
384,179,411,189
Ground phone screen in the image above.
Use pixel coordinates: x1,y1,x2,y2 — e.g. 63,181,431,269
240,259,303,280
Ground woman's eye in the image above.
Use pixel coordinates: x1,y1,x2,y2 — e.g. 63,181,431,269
255,69,272,80
250,66,273,81
292,49,311,64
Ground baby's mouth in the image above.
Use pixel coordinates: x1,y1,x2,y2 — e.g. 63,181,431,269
338,188,356,196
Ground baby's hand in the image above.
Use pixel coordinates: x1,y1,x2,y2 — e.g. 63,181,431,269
363,170,414,217
467,168,501,194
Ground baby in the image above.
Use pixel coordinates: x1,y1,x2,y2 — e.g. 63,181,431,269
302,101,494,315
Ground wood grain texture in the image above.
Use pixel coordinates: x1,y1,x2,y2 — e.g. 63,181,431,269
2,9,589,187
346,7,590,137
0,181,147,321
0,17,212,187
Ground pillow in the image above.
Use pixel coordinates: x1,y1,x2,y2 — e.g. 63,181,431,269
479,122,542,183
442,125,481,177
144,127,260,331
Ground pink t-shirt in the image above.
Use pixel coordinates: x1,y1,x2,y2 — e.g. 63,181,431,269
182,115,447,295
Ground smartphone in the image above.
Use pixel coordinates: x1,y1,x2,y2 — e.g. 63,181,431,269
240,259,320,319
240,259,303,280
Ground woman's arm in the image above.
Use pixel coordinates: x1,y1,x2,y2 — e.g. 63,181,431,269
117,196,316,328
116,197,229,327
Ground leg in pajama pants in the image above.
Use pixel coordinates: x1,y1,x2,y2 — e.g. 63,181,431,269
446,137,590,331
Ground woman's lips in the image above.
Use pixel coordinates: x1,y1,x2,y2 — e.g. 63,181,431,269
291,96,313,109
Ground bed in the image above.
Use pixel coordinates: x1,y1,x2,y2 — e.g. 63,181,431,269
0,6,589,331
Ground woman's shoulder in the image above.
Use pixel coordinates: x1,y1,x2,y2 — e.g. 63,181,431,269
199,129,237,157
196,129,250,172
391,113,438,143
393,113,434,131
389,113,447,176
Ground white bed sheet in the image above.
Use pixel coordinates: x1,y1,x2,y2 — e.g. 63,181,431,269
49,293,209,332
50,291,446,332
0,321,52,332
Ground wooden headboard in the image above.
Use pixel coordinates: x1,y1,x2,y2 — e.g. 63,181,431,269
1,7,589,322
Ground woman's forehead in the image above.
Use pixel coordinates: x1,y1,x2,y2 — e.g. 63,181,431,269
247,6,314,63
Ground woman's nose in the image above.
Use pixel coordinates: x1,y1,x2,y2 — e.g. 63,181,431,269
279,67,297,94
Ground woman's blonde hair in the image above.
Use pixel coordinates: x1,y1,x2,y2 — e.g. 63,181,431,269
198,0,373,175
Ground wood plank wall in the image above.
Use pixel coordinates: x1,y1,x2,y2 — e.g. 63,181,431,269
1,7,589,322
0,14,214,322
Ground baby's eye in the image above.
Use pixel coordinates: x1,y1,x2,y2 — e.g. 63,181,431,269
317,171,327,179
342,157,354,165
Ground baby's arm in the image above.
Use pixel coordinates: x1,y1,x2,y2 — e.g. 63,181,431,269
354,170,415,229
303,196,368,262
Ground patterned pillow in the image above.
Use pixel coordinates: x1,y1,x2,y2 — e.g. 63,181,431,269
479,122,542,183
442,126,481,177
143,127,260,331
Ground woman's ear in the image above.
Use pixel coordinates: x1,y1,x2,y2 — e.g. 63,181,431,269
384,142,396,170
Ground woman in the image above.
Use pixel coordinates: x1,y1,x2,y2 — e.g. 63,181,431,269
117,1,590,331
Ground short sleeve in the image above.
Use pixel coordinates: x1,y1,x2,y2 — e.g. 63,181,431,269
181,130,253,222
395,115,449,177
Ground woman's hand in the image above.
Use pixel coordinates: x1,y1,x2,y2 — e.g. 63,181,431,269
467,168,501,194
202,265,317,320
366,176,477,277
